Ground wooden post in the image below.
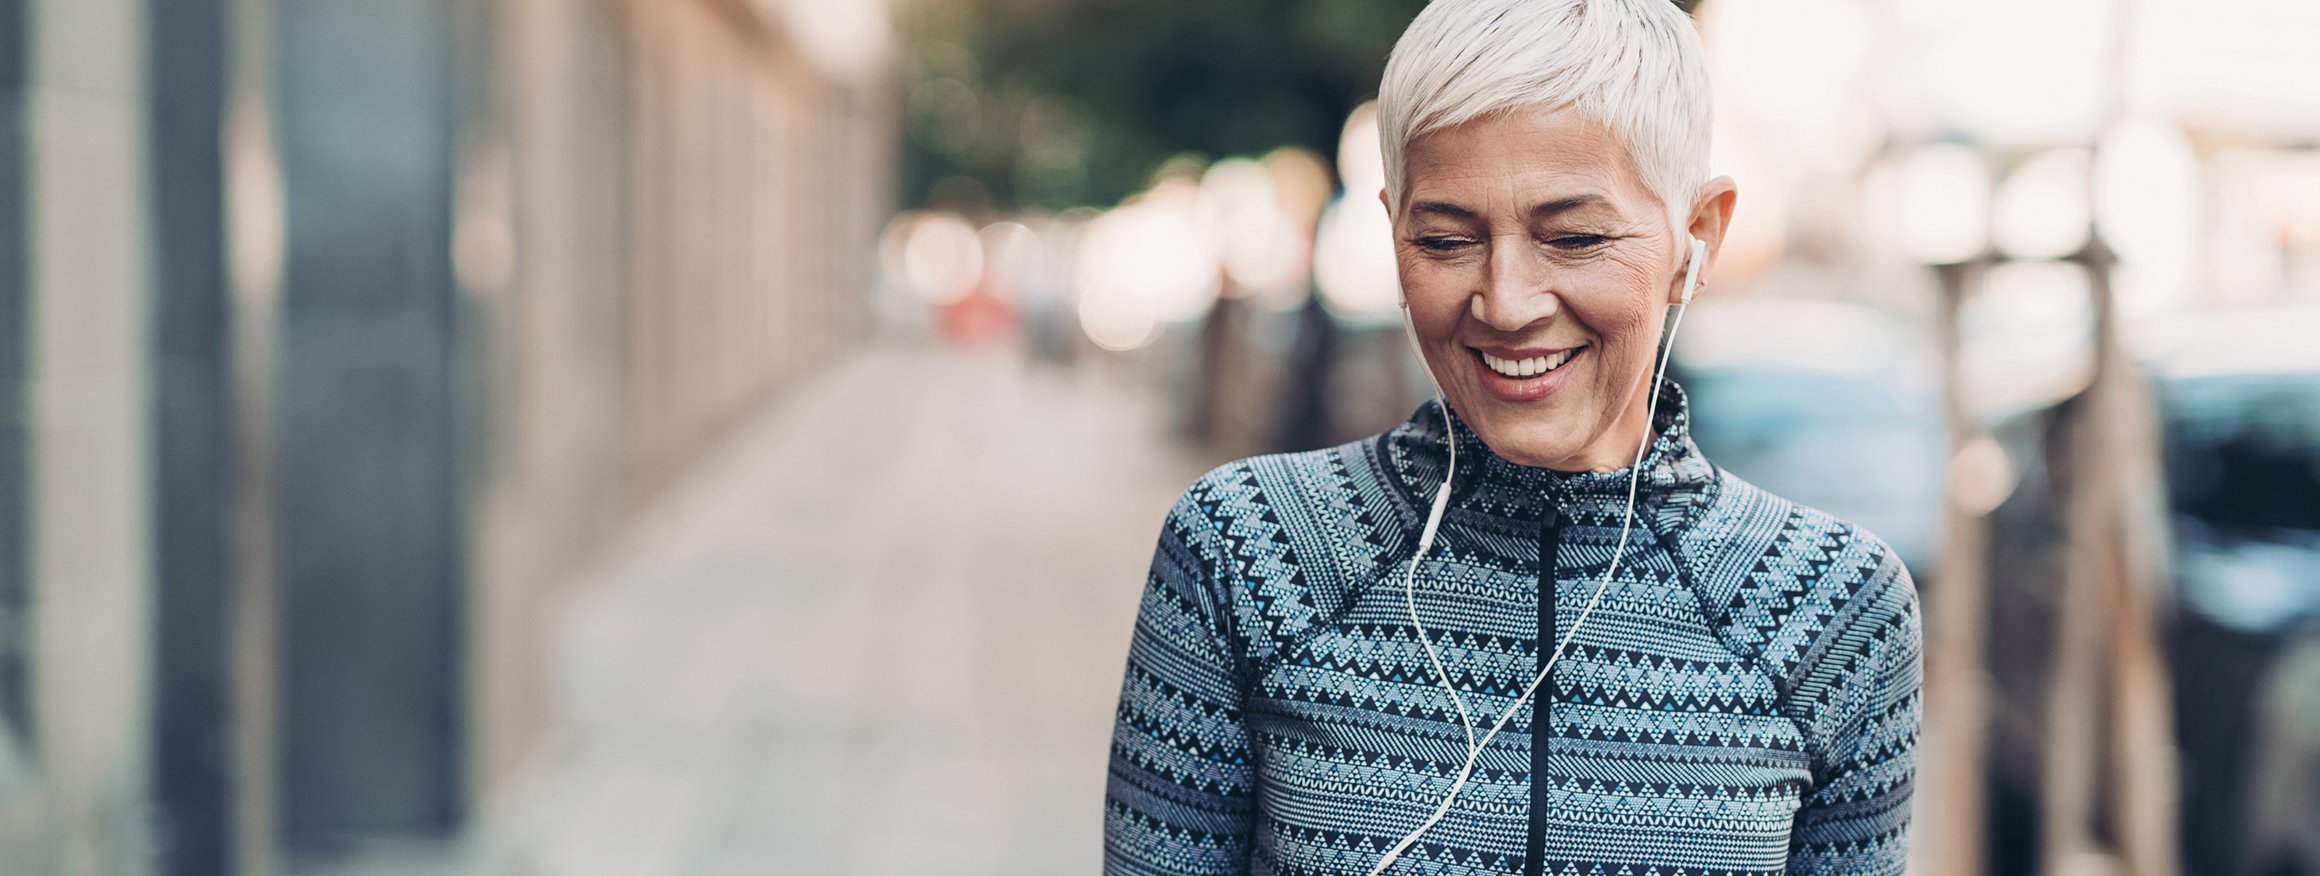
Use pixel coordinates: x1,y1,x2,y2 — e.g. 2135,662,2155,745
2037,236,2179,876
1922,256,1994,876
2084,240,2179,876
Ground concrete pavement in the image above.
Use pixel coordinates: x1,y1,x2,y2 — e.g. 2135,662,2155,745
470,345,1202,875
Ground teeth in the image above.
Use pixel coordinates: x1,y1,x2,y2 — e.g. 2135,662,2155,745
1480,348,1579,379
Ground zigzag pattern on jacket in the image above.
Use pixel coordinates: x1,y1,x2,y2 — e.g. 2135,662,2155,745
1105,383,1921,876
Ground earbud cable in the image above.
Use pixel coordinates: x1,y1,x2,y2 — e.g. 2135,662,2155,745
1370,293,1692,875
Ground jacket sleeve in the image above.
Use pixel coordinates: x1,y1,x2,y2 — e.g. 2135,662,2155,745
1787,550,1923,875
1104,489,1259,876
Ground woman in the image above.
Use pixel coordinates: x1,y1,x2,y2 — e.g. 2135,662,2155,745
1104,1,1920,874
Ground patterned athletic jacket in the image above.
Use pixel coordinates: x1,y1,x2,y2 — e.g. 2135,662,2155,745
1105,384,1921,875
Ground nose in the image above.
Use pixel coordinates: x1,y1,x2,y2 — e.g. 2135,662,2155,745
1469,234,1559,332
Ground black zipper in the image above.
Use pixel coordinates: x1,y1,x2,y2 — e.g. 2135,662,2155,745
1524,509,1561,876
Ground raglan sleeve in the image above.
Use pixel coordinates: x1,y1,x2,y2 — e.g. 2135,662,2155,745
1103,485,1259,876
1787,545,1924,875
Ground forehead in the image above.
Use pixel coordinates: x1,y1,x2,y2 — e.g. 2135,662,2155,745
1401,106,1653,211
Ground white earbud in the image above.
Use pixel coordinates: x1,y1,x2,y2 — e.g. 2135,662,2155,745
1681,236,1706,304
1369,234,1707,875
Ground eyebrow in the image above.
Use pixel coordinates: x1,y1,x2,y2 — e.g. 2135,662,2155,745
1407,194,1611,221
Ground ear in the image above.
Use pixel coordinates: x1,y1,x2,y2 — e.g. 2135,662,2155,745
1376,186,1392,217
1672,176,1739,304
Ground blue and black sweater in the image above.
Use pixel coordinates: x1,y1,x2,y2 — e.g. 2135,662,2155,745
1105,384,1922,875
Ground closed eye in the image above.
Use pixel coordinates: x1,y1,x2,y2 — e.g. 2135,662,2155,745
1413,236,1477,254
1549,234,1610,250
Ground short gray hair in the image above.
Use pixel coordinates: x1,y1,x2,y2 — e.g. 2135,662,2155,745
1377,0,1713,230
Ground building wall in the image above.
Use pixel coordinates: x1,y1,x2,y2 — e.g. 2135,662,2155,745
0,0,893,869
146,0,239,869
10,0,158,871
0,1,31,838
268,0,470,845
466,0,891,797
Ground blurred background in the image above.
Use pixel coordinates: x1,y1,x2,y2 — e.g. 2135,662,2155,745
1,0,2316,874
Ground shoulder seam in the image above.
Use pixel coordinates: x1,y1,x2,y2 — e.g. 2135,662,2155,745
1240,440,1411,683
1668,471,1825,756
1653,516,1821,761
1779,547,1911,779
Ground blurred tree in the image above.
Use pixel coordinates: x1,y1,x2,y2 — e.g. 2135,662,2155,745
899,0,1700,211
900,0,1428,210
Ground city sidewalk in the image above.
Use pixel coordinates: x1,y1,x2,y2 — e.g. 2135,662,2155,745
472,345,1204,875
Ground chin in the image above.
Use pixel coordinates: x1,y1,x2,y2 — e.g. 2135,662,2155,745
1465,407,1590,470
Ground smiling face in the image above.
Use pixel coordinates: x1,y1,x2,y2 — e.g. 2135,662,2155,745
1390,106,1733,472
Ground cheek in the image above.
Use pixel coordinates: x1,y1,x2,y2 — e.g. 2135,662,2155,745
1394,258,1471,341
1562,265,1667,360
1407,298,1465,357
1573,290,1656,338
1394,252,1470,297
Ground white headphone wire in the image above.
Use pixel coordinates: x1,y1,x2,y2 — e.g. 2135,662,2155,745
1397,308,1480,753
1368,240,1701,875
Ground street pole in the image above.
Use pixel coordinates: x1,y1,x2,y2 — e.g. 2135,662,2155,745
1924,255,1994,876
2036,234,2178,876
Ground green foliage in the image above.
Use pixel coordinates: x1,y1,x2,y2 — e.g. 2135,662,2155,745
900,0,1427,211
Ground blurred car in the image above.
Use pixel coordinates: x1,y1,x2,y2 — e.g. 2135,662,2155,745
1669,297,1949,580
2245,633,2320,876
2144,307,2320,876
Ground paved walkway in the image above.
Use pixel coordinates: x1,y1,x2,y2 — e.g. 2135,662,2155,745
475,346,1204,875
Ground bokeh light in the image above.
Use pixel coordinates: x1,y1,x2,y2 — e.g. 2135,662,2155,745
1992,147,2093,261
1314,102,1401,323
1876,142,1993,266
1961,259,2098,419
1199,158,1297,294
978,220,1041,299
1072,178,1222,351
895,211,985,305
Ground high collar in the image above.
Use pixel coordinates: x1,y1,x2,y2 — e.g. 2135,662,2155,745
1380,380,1718,526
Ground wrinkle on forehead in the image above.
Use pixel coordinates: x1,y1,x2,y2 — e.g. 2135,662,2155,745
1399,106,1663,230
